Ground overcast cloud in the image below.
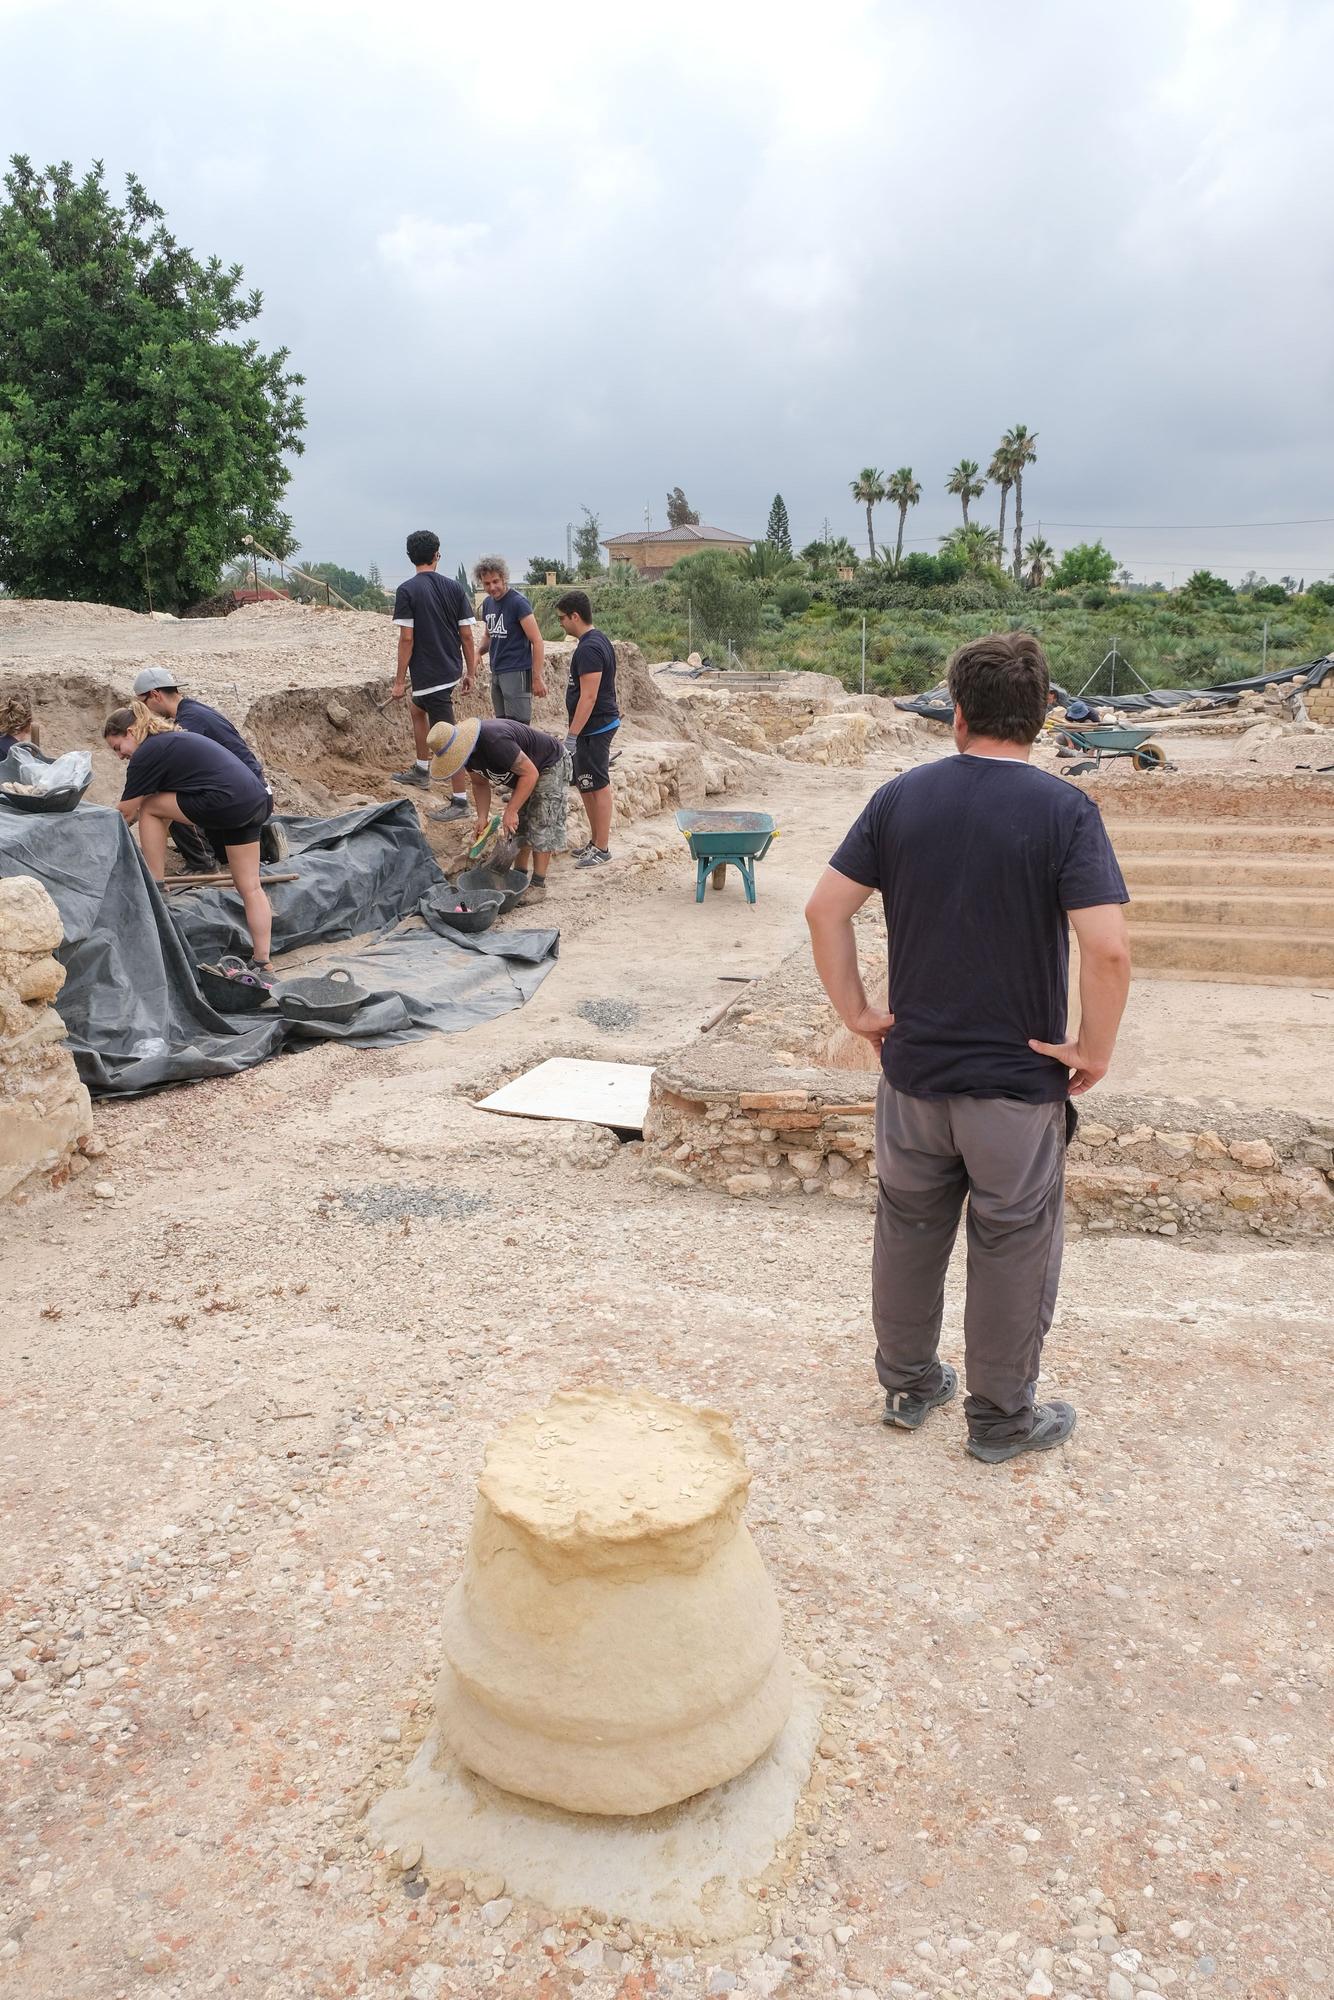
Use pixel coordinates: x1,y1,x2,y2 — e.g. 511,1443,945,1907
4,0,1332,586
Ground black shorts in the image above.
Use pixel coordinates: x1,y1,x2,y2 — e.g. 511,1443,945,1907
411,686,458,727
202,815,267,861
572,729,615,793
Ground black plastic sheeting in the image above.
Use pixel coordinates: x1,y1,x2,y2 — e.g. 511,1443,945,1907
896,653,1334,723
0,797,558,1096
166,802,442,960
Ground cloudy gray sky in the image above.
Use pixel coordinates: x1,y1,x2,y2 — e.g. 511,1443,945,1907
6,0,1333,587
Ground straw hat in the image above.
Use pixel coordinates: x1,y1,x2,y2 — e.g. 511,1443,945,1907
427,716,481,775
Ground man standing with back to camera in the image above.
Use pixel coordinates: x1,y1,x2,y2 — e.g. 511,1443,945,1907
805,632,1131,1464
389,528,476,820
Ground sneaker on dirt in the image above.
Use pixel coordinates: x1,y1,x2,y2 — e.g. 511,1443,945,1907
966,1400,1076,1464
392,766,432,790
429,801,470,822
882,1362,958,1432
575,846,612,868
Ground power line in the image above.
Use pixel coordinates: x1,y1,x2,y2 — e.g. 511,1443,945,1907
1039,516,1334,530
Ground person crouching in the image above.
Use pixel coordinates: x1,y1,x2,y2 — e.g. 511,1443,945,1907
427,715,570,900
103,703,277,973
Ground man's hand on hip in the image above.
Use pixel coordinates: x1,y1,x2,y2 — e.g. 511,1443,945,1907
1028,1037,1108,1096
850,1003,895,1051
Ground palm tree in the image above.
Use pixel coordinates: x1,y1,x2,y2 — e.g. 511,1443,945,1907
988,442,1016,573
1002,424,1038,581
1024,535,1054,589
946,458,986,528
850,466,887,562
886,467,922,567
940,522,1001,571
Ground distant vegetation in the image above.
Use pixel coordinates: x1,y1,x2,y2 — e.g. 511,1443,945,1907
527,565,1334,701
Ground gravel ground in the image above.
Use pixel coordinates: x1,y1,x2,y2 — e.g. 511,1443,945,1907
1,652,1330,1999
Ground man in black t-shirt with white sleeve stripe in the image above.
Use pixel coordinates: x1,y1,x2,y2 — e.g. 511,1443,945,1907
390,528,477,819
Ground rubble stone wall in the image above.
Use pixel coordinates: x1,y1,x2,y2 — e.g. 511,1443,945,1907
0,876,95,1202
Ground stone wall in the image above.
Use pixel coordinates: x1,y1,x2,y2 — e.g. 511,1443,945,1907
643,940,1334,1239
0,876,95,1202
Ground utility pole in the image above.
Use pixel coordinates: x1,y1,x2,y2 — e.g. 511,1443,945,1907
644,502,652,532
565,522,573,572
1262,618,1269,673
861,616,867,695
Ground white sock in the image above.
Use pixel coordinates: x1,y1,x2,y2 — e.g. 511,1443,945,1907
452,791,467,804
415,758,430,773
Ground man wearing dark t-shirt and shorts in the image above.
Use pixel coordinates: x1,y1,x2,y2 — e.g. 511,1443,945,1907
806,632,1131,1464
390,529,477,819
428,715,570,894
555,590,619,868
474,556,547,723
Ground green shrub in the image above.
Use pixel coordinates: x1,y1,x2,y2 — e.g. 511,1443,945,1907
775,581,812,618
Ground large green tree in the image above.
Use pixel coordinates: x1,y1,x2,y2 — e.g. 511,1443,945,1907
666,486,699,527
0,157,305,611
672,550,761,648
1051,540,1117,588
765,492,792,556
573,506,603,576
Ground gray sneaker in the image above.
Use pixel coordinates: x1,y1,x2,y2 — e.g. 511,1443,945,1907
393,766,432,790
429,800,471,822
575,846,612,869
260,820,288,864
882,1362,958,1432
966,1401,1077,1464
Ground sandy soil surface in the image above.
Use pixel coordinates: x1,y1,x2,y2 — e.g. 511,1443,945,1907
3,727,1331,2000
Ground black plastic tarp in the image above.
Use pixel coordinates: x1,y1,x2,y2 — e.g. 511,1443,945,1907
0,797,558,1096
165,802,443,961
896,654,1334,723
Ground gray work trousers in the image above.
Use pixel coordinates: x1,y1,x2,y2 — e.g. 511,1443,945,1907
872,1079,1068,1444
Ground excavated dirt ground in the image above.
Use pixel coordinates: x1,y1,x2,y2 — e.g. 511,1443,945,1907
1,602,1331,2000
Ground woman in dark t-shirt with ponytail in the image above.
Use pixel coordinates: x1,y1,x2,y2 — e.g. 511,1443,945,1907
103,703,276,972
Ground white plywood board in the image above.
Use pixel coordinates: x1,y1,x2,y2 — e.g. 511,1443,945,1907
479,1057,654,1132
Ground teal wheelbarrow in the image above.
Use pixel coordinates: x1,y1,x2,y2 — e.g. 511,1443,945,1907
675,808,778,905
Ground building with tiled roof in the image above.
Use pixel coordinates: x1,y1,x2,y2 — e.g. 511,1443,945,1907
603,523,753,577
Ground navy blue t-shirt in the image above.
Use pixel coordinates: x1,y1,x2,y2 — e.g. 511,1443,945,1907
482,589,535,683
121,730,270,829
566,629,619,734
829,755,1128,1103
175,696,266,786
392,569,474,692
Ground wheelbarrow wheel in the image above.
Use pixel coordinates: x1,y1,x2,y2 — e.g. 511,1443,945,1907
1133,741,1167,770
710,863,727,891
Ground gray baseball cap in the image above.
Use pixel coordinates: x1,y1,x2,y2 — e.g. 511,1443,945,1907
131,666,180,696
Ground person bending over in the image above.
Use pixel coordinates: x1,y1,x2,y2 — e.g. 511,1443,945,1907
103,704,276,973
555,590,619,869
131,666,286,864
805,631,1131,1466
390,529,476,817
428,715,570,899
473,556,547,724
